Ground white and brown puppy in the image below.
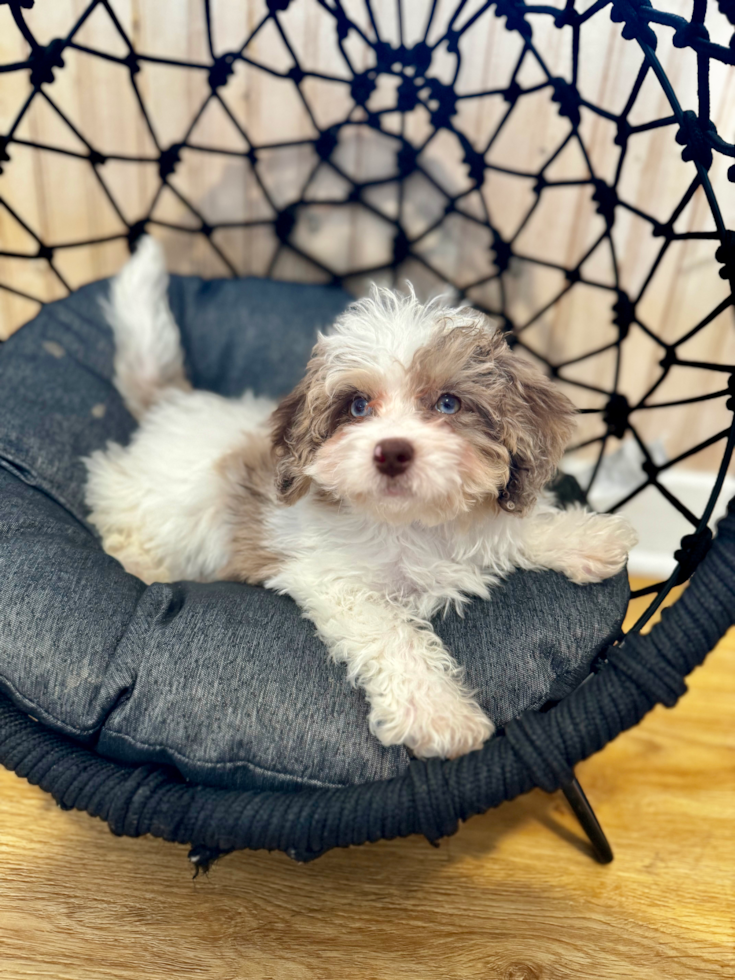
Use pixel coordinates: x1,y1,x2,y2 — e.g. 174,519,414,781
85,236,637,760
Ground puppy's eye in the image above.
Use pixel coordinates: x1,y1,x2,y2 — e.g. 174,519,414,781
349,394,372,418
435,393,461,415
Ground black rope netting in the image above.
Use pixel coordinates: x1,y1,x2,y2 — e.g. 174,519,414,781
1,0,734,633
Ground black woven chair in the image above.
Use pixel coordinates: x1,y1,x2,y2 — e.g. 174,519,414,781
1,0,733,868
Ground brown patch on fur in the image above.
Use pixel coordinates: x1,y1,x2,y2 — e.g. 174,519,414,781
271,344,383,504
217,433,282,584
312,485,343,506
409,313,577,514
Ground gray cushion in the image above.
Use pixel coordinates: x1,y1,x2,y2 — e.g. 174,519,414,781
0,277,629,791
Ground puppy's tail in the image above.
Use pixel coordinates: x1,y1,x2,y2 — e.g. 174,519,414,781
103,235,189,420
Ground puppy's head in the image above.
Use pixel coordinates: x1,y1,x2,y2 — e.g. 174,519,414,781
272,288,576,525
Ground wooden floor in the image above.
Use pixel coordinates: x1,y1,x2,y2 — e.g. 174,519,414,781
1,582,733,980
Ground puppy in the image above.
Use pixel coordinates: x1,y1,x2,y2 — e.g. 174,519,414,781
84,237,637,760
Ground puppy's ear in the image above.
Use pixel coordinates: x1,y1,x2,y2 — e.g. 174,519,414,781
497,353,577,514
271,338,335,504
271,378,313,505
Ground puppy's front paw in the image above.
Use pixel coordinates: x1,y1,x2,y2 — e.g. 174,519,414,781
564,513,638,584
370,681,494,760
406,698,494,760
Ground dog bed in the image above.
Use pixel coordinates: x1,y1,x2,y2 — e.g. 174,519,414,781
0,275,629,789
0,276,733,863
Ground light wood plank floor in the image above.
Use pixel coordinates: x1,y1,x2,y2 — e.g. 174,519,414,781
1,582,733,980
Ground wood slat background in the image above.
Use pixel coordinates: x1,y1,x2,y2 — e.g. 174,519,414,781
1,0,734,471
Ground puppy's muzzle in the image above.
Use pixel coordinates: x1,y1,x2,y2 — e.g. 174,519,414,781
374,438,414,477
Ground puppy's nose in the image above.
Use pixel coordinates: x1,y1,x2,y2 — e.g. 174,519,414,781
374,438,414,477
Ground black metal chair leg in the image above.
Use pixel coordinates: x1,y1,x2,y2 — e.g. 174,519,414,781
560,775,613,864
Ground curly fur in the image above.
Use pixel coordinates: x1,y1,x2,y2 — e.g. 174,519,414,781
84,238,637,760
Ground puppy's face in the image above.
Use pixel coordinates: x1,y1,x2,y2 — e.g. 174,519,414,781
272,291,576,526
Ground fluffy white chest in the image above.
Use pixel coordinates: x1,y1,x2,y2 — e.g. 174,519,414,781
265,495,501,616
